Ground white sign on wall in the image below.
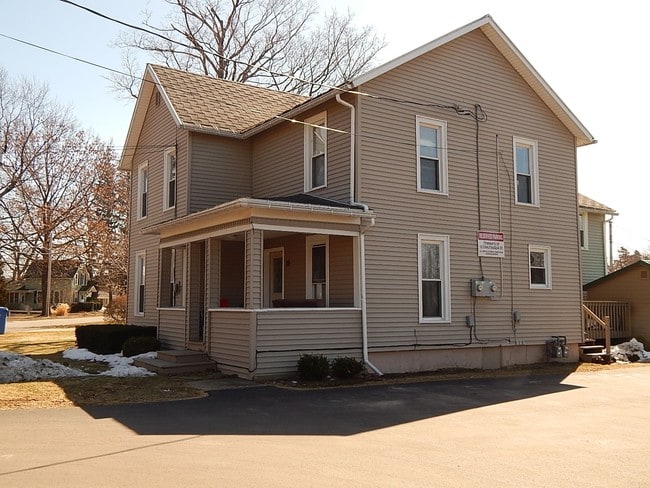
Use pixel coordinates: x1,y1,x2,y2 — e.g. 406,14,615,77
477,231,505,258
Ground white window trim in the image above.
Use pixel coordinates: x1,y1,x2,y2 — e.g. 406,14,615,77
137,161,148,220
579,212,589,250
135,251,146,316
305,235,329,306
418,234,451,323
163,147,177,211
416,116,448,195
529,245,552,289
303,112,327,192
513,137,540,206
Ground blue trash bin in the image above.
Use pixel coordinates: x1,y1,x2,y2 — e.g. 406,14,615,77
0,307,8,334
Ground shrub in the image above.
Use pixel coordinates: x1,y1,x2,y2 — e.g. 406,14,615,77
122,335,161,357
52,303,70,316
104,295,127,324
75,324,157,355
297,354,330,381
331,356,364,379
70,301,102,313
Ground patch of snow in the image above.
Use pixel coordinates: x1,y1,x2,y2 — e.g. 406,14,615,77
0,351,88,383
62,348,156,377
0,349,157,384
611,338,650,363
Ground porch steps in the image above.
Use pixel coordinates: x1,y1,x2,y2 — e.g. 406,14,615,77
579,340,611,364
134,350,217,375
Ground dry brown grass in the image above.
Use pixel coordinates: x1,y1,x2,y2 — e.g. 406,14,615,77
0,328,207,410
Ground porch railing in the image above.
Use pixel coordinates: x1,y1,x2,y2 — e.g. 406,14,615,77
582,301,631,341
582,304,611,357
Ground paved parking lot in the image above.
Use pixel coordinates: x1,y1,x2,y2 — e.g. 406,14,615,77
2,366,650,487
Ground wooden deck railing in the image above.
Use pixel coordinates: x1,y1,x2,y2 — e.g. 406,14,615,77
582,304,611,356
583,301,631,340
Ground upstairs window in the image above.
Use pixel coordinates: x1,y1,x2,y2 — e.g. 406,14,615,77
514,137,539,205
579,212,589,250
416,117,448,194
163,147,177,211
304,112,327,191
529,245,551,289
137,162,148,219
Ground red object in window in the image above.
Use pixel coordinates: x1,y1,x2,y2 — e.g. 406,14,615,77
220,298,230,308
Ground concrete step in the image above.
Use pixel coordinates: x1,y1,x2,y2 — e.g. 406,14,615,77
157,350,210,364
134,352,217,375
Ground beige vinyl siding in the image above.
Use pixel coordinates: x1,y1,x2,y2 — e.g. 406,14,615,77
208,310,253,376
255,309,362,377
251,100,352,202
581,213,607,284
220,240,245,307
329,235,354,307
357,29,583,350
158,309,186,350
188,133,252,213
127,88,189,325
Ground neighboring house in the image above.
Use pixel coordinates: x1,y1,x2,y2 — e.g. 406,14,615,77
584,260,650,341
6,261,96,311
578,194,617,285
120,15,595,379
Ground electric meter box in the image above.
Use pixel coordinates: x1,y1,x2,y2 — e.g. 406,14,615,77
471,279,498,297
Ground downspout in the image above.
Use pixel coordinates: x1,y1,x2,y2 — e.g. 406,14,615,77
336,93,382,376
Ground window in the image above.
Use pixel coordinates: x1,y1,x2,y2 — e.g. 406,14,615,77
304,112,327,191
137,162,148,219
135,251,146,315
163,147,177,210
306,235,328,305
514,137,539,205
529,245,551,289
579,212,589,250
159,246,185,308
418,234,451,322
416,116,448,194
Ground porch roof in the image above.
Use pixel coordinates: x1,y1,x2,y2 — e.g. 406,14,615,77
142,196,374,241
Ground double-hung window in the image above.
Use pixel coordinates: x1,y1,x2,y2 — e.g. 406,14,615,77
417,116,448,194
304,112,327,191
418,234,451,322
137,162,148,219
514,137,539,205
529,245,551,289
135,251,146,315
163,147,177,211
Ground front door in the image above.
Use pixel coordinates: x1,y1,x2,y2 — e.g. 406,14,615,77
264,248,284,307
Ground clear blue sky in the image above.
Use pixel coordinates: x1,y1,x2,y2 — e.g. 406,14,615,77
2,0,648,255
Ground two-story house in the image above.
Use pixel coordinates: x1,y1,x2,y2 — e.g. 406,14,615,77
578,194,617,285
120,15,595,379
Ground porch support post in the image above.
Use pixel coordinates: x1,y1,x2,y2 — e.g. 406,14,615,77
245,229,263,309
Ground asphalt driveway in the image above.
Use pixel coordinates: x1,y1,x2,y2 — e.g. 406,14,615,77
2,366,650,487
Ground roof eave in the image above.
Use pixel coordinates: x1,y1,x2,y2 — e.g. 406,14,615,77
351,15,596,148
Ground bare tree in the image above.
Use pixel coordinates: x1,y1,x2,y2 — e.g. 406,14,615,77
111,0,385,97
609,247,650,273
0,68,59,200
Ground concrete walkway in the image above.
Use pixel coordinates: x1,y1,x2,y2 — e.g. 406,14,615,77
1,366,650,487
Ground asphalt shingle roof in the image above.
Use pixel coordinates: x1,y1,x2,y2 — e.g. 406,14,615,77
578,194,617,215
151,65,309,135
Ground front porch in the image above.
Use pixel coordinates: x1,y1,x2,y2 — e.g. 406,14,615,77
147,196,373,378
